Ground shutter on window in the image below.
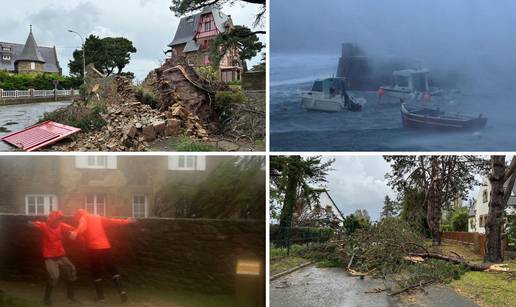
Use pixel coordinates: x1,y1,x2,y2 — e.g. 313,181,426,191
75,156,88,168
196,156,206,171
169,156,179,170
107,156,117,169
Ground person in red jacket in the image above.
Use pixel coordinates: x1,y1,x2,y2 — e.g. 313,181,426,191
28,210,78,306
70,209,135,303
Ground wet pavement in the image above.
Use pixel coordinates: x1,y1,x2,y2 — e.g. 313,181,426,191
270,265,398,307
0,101,71,151
401,285,478,307
270,265,479,307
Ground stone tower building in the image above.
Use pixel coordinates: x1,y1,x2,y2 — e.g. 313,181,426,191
14,25,46,73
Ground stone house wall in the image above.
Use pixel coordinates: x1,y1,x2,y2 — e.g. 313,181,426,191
0,156,229,217
15,61,45,74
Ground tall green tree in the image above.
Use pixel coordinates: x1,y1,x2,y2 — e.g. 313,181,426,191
68,35,137,78
385,156,487,245
209,26,264,69
381,195,398,219
153,156,265,219
270,156,334,239
485,156,516,263
450,207,469,231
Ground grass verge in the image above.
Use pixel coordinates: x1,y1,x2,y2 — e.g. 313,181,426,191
174,136,215,152
450,260,516,307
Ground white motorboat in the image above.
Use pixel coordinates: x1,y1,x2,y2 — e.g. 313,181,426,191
380,69,446,102
301,78,365,112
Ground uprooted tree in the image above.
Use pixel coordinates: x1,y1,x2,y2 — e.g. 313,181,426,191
270,156,334,243
485,155,516,263
385,156,487,245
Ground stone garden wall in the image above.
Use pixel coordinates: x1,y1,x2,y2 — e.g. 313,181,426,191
0,214,265,294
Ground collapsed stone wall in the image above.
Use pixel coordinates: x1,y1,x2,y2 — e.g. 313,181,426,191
0,214,265,294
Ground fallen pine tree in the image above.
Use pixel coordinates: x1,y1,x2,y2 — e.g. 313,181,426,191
333,217,513,295
406,252,509,272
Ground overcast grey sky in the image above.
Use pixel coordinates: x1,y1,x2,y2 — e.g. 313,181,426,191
321,156,480,221
2,0,265,80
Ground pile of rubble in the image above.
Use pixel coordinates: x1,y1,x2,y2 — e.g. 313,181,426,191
53,74,210,151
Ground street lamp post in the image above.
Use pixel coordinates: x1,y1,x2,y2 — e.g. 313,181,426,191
68,30,85,85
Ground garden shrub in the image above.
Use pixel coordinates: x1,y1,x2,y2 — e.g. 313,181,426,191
135,87,159,109
174,137,215,152
195,66,217,83
39,102,107,132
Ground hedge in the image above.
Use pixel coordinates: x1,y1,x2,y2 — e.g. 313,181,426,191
0,71,82,90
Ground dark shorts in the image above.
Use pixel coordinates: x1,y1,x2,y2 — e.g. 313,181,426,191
88,248,119,280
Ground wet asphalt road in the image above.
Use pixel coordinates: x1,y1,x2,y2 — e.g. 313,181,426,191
0,101,71,151
271,265,398,307
270,265,479,307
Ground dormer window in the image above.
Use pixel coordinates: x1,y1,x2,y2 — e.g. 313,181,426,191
187,17,194,23
2,47,10,52
204,21,212,32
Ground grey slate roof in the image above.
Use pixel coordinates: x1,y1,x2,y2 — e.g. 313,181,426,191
169,6,229,52
16,30,45,63
0,43,61,73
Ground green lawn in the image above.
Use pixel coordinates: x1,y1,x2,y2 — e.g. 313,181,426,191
451,264,516,307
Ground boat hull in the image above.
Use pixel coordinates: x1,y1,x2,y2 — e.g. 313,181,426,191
401,104,487,131
301,94,342,112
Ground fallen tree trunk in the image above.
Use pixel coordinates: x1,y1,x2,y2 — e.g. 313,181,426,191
408,252,507,271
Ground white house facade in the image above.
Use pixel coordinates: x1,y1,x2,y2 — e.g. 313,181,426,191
469,178,516,233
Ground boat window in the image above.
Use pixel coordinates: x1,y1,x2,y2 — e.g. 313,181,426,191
394,75,409,87
412,73,428,92
312,81,323,92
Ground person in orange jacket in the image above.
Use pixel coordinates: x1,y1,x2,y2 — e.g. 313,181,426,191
70,209,135,303
28,210,78,306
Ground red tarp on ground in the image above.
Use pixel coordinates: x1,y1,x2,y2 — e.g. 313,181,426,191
1,121,80,152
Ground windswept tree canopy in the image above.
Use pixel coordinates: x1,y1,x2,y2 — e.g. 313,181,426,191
209,25,264,68
170,0,266,26
69,35,137,77
270,156,334,227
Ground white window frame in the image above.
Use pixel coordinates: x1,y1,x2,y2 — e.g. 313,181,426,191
2,47,10,51
2,55,10,61
25,194,58,216
75,156,117,169
168,156,206,171
483,190,488,203
132,194,148,218
30,62,35,70
85,193,106,216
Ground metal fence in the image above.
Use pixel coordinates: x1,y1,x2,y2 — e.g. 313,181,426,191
0,89,77,99
270,225,337,255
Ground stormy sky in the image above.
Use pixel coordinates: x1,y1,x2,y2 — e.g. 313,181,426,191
1,0,265,80
271,0,516,92
321,156,480,221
